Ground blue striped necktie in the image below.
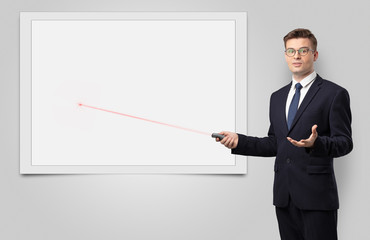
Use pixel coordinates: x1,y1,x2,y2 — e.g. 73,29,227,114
287,83,303,130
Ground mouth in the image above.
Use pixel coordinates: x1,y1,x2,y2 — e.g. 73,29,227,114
292,62,302,67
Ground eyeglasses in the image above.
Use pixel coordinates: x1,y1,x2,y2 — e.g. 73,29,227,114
285,47,315,57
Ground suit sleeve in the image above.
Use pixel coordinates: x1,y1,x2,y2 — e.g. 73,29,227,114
231,124,277,157
310,88,353,158
231,92,278,157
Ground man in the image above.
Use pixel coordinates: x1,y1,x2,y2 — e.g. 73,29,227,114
217,28,353,240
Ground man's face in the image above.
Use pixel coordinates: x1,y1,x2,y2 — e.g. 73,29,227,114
285,38,318,81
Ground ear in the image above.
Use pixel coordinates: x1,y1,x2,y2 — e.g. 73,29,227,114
313,51,319,61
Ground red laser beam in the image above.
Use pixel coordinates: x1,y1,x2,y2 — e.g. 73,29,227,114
78,103,211,136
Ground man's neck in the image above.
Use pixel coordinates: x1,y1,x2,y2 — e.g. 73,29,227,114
293,70,315,82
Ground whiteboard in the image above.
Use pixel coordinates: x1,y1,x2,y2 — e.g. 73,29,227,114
20,12,247,174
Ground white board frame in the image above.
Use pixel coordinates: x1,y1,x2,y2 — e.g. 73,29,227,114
20,12,247,174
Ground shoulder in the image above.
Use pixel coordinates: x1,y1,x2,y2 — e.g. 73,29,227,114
316,74,346,90
271,82,291,99
317,75,350,97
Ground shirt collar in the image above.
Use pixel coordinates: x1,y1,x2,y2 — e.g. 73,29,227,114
291,71,317,89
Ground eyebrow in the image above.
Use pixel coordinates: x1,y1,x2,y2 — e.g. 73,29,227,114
287,46,309,49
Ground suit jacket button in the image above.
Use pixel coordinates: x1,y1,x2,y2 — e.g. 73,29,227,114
286,158,291,164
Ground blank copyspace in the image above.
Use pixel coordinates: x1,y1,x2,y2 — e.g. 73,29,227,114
31,20,236,165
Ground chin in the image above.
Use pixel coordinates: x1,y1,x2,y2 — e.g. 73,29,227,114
290,69,302,75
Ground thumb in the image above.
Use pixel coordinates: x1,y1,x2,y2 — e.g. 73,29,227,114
312,124,318,135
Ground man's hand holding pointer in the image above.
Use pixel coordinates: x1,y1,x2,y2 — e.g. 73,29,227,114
216,131,239,149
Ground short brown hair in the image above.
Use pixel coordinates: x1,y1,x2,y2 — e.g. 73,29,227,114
283,28,317,51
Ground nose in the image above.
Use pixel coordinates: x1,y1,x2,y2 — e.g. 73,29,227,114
294,51,301,59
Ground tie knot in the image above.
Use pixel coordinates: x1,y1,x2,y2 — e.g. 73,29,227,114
295,83,303,91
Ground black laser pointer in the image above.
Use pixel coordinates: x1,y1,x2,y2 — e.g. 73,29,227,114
211,133,225,140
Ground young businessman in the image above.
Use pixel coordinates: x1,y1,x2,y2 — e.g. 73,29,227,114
217,28,353,240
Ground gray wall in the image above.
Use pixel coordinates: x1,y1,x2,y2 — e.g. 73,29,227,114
1,0,369,239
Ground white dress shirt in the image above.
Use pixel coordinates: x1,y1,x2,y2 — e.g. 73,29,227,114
285,71,317,120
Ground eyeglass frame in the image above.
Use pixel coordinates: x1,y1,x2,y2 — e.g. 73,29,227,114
285,47,315,57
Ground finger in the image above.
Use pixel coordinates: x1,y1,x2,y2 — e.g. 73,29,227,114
231,140,237,149
224,137,233,148
287,137,297,144
226,137,236,149
312,125,318,138
312,124,317,133
293,141,306,147
221,137,232,147
229,140,236,149
229,139,236,148
299,140,311,147
222,137,229,148
291,141,301,147
287,137,303,147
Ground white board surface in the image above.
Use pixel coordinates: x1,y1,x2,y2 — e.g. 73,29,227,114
20,12,247,174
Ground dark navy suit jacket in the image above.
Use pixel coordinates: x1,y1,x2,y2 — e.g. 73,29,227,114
232,75,353,210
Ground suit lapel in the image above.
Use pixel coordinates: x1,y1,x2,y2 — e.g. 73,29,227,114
288,75,323,132
277,83,291,135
